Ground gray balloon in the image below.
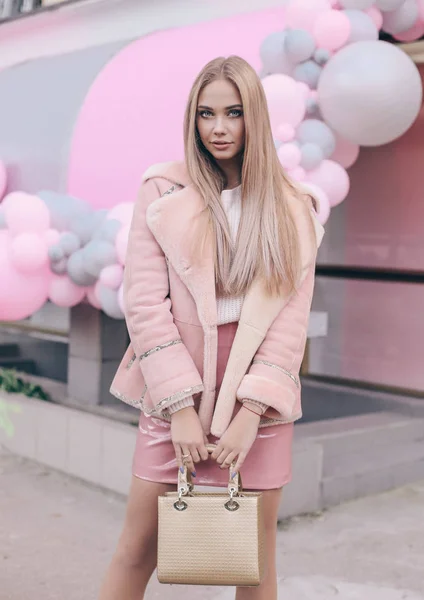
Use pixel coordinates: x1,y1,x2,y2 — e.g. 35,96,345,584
300,143,324,170
82,240,117,277
376,0,405,11
0,209,6,229
305,98,321,118
260,31,293,75
50,258,68,275
274,139,283,151
48,244,65,263
340,0,374,8
293,60,322,90
92,209,108,230
59,232,81,256
382,0,418,34
284,29,315,64
92,218,121,243
69,213,100,246
314,48,331,66
296,119,336,158
67,249,97,286
98,285,124,320
344,10,378,43
37,191,92,232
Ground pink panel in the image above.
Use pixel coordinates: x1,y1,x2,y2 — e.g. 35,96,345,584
67,8,285,209
342,66,424,271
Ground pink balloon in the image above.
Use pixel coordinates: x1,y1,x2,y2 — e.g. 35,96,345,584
297,82,311,100
331,133,360,169
86,285,102,309
276,123,296,142
11,233,49,273
302,183,331,225
115,225,130,265
0,160,7,199
107,202,135,226
261,74,306,131
117,284,125,314
418,0,424,22
0,231,50,320
286,0,332,32
3,192,50,235
365,6,383,29
288,166,306,181
278,143,302,170
394,19,424,41
305,159,350,207
99,264,124,289
94,280,103,305
44,228,61,247
313,10,351,50
49,275,86,308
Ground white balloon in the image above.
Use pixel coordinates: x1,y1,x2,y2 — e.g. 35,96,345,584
376,0,405,11
318,41,422,146
382,0,419,34
344,9,379,42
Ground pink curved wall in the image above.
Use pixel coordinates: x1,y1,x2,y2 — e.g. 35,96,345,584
66,8,285,209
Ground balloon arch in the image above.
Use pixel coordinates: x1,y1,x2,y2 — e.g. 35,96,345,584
0,0,423,321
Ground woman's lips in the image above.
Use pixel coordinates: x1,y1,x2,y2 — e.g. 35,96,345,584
212,142,232,151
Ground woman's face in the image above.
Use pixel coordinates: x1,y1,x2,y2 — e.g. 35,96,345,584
196,79,245,163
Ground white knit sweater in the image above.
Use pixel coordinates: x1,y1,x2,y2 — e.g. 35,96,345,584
168,185,267,416
216,185,244,325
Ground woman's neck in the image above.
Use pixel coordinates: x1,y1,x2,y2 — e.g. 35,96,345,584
218,157,242,190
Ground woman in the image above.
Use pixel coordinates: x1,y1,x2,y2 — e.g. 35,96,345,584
99,55,324,600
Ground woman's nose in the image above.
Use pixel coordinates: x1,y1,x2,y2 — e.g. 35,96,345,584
213,117,227,134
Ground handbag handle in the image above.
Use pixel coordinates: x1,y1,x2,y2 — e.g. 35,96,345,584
176,443,243,511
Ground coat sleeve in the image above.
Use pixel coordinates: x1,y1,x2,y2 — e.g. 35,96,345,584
123,179,203,414
236,196,324,419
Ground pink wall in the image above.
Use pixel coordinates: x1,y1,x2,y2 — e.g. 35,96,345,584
343,65,424,271
67,8,285,209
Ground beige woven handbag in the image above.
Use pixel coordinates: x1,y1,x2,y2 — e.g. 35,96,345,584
157,444,265,587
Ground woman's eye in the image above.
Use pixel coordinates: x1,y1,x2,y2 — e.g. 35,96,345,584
229,109,243,117
199,110,212,118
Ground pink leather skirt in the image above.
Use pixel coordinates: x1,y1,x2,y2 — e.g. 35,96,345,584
132,322,294,490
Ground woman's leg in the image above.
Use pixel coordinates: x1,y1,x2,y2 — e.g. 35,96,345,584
97,476,174,600
235,487,283,600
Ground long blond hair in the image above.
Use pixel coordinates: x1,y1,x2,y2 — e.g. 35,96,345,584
184,55,304,297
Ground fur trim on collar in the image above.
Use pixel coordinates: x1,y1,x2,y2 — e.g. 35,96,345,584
142,161,191,188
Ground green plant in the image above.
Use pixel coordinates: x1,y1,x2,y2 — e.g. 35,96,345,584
0,368,51,401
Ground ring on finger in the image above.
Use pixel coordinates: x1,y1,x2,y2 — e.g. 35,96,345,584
182,453,191,459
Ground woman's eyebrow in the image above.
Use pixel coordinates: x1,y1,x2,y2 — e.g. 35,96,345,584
197,104,243,110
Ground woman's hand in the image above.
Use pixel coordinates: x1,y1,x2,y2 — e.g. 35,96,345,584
211,406,260,475
171,407,209,475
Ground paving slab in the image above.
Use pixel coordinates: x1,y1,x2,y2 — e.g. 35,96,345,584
1,447,423,600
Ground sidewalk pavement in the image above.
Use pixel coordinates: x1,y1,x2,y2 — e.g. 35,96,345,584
1,446,423,600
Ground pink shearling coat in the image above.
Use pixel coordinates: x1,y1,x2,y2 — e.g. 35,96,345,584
110,161,324,437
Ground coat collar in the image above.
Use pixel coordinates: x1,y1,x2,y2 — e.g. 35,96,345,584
145,183,290,335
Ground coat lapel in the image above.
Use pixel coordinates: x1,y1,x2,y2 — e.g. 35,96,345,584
146,184,218,432
210,278,293,436
145,184,217,328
